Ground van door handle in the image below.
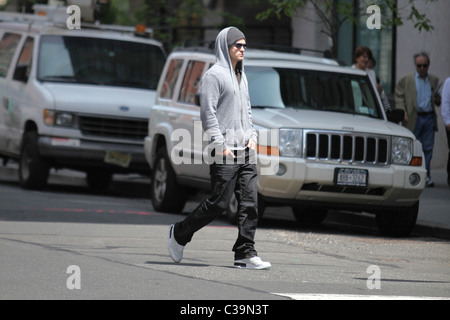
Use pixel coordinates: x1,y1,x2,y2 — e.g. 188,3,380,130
2,97,8,110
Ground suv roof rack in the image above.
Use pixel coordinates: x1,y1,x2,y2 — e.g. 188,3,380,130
176,40,345,65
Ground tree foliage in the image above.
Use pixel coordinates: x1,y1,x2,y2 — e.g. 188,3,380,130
256,0,437,56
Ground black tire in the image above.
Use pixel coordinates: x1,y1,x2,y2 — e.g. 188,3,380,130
150,148,187,213
292,206,328,226
86,170,112,190
227,193,265,225
376,202,419,237
227,193,239,224
19,131,50,190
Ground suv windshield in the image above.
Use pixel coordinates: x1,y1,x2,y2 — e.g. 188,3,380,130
38,35,165,89
246,66,381,119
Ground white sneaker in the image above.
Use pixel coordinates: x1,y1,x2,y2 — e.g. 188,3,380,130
168,224,184,263
234,256,271,270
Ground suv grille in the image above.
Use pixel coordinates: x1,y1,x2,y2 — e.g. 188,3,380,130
79,116,148,141
305,130,390,166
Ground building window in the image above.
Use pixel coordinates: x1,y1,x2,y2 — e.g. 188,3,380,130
337,0,395,94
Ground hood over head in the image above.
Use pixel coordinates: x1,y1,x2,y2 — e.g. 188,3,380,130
215,26,245,73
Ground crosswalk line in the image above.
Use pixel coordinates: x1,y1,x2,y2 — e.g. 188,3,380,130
273,293,450,300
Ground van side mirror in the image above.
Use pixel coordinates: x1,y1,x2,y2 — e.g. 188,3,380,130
13,64,29,82
386,109,405,124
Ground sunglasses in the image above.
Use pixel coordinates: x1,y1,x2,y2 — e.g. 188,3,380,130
233,43,248,49
416,64,429,68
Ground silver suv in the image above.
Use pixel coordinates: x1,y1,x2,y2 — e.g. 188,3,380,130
144,46,426,237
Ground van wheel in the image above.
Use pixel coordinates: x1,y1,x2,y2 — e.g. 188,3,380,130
19,131,50,190
87,170,112,190
292,206,328,226
150,148,187,213
376,202,419,237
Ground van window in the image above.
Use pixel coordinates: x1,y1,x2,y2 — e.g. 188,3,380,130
179,60,205,105
37,35,165,90
160,59,183,99
0,33,21,77
13,37,34,82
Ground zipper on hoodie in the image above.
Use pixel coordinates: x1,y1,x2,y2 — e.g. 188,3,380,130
237,74,245,149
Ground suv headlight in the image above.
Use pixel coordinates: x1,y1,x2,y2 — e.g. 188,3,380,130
392,136,412,165
279,129,302,157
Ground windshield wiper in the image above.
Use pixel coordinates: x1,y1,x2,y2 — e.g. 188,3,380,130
107,80,150,89
39,75,77,82
252,105,283,109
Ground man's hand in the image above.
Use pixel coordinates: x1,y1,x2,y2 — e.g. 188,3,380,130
223,148,235,158
247,139,257,150
434,94,442,107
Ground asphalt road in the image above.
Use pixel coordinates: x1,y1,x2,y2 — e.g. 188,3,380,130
0,163,449,302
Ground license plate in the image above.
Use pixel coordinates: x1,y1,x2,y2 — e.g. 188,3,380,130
334,168,368,187
104,151,131,168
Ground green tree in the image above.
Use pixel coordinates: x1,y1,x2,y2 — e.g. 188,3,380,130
256,0,437,57
136,0,205,50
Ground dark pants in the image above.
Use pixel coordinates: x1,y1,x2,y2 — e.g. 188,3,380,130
413,113,435,179
174,148,259,260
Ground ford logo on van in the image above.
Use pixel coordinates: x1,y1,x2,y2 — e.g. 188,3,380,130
119,106,130,112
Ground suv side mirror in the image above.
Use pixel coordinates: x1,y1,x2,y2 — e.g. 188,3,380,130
195,93,201,106
386,109,405,124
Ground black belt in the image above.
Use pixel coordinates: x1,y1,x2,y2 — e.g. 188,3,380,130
417,111,434,116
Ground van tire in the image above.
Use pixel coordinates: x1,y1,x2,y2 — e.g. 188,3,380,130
150,148,187,213
19,131,50,190
87,170,112,190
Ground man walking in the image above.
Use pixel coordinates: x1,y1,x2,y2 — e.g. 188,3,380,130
395,52,440,187
168,27,271,270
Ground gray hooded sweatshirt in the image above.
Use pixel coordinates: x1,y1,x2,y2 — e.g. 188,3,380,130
199,27,258,152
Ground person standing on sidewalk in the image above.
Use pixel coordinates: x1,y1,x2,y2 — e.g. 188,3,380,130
168,27,271,270
441,77,450,187
395,52,441,187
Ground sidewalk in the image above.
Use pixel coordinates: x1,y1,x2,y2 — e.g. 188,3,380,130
415,169,450,238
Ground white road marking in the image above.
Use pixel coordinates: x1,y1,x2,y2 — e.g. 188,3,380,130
273,293,450,300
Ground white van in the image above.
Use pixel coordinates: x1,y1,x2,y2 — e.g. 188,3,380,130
0,15,165,190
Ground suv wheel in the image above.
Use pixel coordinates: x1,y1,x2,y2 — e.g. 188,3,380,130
292,206,328,226
19,131,50,190
227,193,266,225
150,148,187,213
376,202,419,237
